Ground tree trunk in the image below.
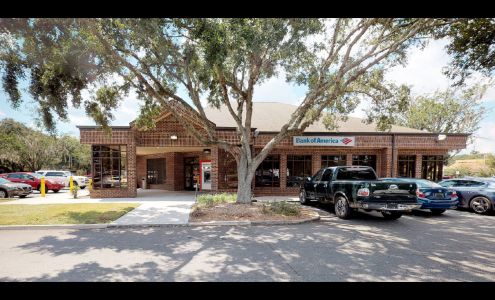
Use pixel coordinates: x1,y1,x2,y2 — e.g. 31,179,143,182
236,150,256,204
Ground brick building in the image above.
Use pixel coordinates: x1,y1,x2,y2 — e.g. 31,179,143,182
78,102,469,198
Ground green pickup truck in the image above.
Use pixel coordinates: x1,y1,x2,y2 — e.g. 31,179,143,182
300,166,420,220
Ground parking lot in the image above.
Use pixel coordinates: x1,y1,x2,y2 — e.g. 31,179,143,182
0,206,494,281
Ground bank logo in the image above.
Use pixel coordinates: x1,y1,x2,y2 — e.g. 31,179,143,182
341,138,353,145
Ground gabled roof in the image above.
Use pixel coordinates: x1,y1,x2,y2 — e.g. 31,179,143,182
203,102,426,133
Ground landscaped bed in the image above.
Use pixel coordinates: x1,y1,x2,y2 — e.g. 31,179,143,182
189,193,317,223
0,203,139,225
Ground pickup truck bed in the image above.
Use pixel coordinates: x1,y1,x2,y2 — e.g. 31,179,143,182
301,166,420,219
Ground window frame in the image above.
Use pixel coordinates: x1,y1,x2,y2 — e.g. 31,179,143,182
255,154,280,187
397,155,416,178
92,145,128,189
286,155,312,188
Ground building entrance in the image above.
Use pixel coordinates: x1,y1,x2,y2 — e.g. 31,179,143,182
184,157,200,191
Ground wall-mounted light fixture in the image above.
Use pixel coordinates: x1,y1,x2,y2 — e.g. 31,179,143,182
203,149,211,154
170,134,178,140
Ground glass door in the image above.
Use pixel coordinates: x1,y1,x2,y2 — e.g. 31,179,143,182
184,157,199,190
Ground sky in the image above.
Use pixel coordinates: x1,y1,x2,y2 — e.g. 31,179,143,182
0,39,494,154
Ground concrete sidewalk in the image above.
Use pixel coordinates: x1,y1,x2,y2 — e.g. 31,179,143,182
1,189,196,226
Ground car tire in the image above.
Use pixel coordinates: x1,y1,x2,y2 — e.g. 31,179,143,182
381,211,403,220
36,185,41,191
430,209,446,215
80,186,86,190
469,196,492,214
335,196,352,219
0,189,8,198
52,190,60,193
19,195,27,198
299,190,310,205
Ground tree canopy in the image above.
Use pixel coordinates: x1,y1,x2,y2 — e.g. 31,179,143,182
0,118,90,173
0,18,460,202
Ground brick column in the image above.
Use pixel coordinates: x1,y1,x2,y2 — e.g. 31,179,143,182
280,154,287,191
346,153,353,166
211,146,219,191
391,148,398,178
312,154,321,174
415,154,422,178
127,142,137,197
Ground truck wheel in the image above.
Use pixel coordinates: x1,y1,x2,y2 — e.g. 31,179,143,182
299,190,309,205
430,209,446,215
335,196,352,219
381,211,402,220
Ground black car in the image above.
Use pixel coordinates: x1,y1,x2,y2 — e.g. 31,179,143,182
300,166,419,220
438,178,495,214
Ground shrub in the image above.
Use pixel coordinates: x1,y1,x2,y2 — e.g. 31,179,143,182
196,193,237,207
262,201,301,216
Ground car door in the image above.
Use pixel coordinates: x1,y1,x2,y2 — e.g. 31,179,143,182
452,180,479,207
305,169,323,199
316,169,333,200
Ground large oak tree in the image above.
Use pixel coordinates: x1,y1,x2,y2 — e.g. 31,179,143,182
0,18,444,202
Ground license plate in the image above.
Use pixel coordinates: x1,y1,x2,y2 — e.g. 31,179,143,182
387,203,398,209
434,193,444,199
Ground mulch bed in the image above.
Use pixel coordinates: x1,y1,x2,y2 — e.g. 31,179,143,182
189,202,315,222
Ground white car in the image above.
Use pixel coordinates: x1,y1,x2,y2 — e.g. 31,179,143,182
36,170,89,189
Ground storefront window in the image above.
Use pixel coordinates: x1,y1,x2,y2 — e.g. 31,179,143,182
397,155,416,178
219,149,238,189
422,155,444,182
147,158,166,184
321,155,347,167
287,155,312,187
255,155,280,187
352,155,377,171
92,145,127,189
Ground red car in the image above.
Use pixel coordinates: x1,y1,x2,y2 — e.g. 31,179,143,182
0,172,65,193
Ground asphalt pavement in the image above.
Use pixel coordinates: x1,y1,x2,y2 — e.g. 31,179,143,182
0,208,494,281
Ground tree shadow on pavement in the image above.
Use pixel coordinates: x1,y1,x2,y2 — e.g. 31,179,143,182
1,208,494,281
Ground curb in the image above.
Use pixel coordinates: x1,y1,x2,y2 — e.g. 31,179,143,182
107,223,190,228
188,212,320,226
188,221,252,226
0,224,108,230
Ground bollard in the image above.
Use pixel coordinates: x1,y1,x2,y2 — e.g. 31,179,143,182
88,178,93,191
69,176,74,191
40,176,46,197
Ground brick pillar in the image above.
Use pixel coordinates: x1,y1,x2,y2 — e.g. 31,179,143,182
312,154,321,174
391,148,398,178
415,154,423,178
127,142,137,197
211,146,219,191
346,153,353,166
280,154,287,191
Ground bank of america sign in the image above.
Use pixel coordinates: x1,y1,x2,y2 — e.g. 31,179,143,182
293,136,355,146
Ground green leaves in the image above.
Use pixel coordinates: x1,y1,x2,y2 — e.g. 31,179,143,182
401,84,487,135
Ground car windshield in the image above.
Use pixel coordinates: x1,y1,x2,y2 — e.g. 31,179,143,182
0,177,10,184
413,179,442,188
46,172,65,177
30,173,43,179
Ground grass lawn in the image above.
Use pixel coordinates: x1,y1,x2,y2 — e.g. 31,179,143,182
0,199,14,203
0,203,139,225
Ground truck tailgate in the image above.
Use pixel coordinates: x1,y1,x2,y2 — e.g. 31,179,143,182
367,182,417,203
